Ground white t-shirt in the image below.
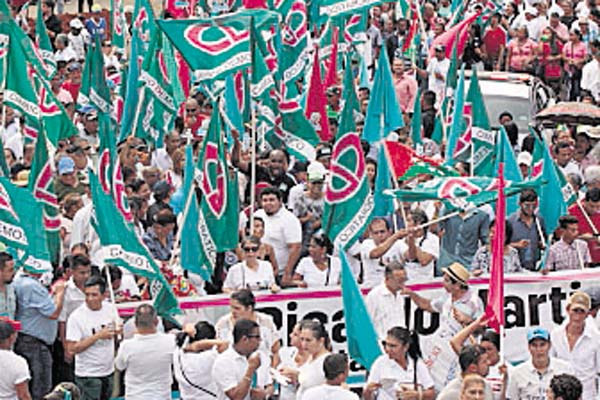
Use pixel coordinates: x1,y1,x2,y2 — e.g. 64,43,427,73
58,278,85,322
173,346,219,400
507,357,573,400
360,239,405,288
297,352,329,399
0,350,30,400
398,232,440,282
301,384,359,400
368,355,434,400
295,256,341,288
254,207,302,274
277,346,303,400
115,333,177,400
426,57,450,100
223,260,275,291
66,302,120,377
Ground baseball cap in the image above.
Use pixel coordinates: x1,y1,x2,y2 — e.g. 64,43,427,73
58,156,75,175
308,170,325,183
326,86,341,96
67,62,82,72
316,146,332,159
517,151,532,167
434,44,446,52
525,6,538,16
567,291,591,312
527,327,550,342
91,4,102,12
69,18,84,29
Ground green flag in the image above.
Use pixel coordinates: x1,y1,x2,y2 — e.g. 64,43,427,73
27,127,60,265
411,87,422,147
197,107,239,258
2,21,76,146
0,177,51,273
340,249,382,370
531,131,576,233
157,17,252,82
133,31,177,148
467,67,495,176
386,175,542,212
323,90,374,249
78,38,111,114
89,172,180,319
35,2,56,78
180,190,213,281
320,0,381,17
110,0,126,50
372,146,395,217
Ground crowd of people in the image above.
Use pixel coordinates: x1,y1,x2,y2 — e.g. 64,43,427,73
1,0,600,397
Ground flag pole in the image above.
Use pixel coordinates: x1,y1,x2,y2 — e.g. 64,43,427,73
103,266,122,340
577,200,599,235
249,103,257,233
169,181,197,269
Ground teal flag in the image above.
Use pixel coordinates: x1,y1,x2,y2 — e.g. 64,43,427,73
180,190,212,281
373,146,395,217
494,126,521,214
467,67,495,176
89,172,180,319
323,89,374,249
362,47,403,144
411,87,422,146
531,130,576,233
445,65,465,163
340,249,382,370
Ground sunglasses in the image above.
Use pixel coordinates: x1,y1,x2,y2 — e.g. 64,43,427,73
247,334,261,339
243,246,259,253
186,108,198,112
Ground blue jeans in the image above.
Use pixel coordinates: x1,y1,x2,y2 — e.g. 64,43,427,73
14,333,53,400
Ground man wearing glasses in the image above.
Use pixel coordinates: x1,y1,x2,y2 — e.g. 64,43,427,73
212,319,273,400
550,292,600,400
507,189,547,271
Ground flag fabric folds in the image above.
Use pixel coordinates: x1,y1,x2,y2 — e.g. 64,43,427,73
340,249,382,370
323,90,374,250
485,143,505,333
89,172,180,319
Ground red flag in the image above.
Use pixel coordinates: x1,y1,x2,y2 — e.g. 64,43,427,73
305,45,331,142
402,7,419,52
429,12,481,59
384,140,443,180
485,163,505,333
324,27,339,89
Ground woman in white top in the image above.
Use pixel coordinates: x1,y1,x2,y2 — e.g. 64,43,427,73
215,289,281,372
295,320,332,398
277,323,310,399
364,327,436,400
223,236,279,293
173,321,221,400
292,234,341,288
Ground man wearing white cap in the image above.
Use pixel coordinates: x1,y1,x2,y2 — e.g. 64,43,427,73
551,291,600,400
68,18,88,60
517,151,532,179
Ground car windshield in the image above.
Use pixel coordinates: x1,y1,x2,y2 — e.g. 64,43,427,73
485,95,531,133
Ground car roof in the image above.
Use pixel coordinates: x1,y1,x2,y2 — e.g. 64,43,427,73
464,71,532,99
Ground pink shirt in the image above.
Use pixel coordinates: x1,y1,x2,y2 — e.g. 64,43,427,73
562,41,587,72
508,38,537,71
394,75,418,113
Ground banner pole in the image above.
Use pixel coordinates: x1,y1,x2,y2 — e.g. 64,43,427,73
249,103,257,234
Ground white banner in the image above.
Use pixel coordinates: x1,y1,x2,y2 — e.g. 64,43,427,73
118,269,600,382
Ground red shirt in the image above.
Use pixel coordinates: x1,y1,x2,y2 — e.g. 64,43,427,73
483,26,507,59
569,202,600,263
61,81,81,104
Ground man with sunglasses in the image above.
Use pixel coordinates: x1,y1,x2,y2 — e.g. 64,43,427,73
507,189,547,271
550,291,600,400
212,319,273,400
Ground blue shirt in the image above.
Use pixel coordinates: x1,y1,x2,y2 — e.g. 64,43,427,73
438,209,490,273
84,17,107,42
13,275,57,345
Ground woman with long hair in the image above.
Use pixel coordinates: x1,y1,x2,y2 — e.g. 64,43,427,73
538,27,564,94
276,323,310,399
364,327,436,400
562,28,587,100
291,233,341,288
505,26,537,72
